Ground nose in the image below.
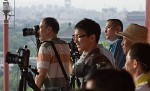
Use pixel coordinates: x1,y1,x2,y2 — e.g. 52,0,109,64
122,66,125,70
73,37,78,44
121,41,124,46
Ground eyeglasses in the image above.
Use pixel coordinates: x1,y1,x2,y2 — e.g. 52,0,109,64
72,34,89,39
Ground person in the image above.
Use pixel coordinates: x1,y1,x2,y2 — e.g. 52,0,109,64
116,23,148,55
72,18,112,88
98,44,115,66
76,89,98,91
35,17,72,91
85,68,135,91
105,19,125,69
124,43,150,91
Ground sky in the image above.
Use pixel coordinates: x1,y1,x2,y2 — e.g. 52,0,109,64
3,0,146,12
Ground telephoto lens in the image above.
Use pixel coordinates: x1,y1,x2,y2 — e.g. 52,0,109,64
22,25,39,36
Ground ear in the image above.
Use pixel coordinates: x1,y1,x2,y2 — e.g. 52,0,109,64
47,27,52,33
90,34,96,41
116,26,122,32
133,59,138,69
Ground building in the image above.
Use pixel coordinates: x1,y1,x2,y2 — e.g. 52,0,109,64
126,11,146,26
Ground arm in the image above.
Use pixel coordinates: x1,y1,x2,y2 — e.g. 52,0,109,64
69,58,74,74
35,42,51,88
72,57,85,77
35,68,48,89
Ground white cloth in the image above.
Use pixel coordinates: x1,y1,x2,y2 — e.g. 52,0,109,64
136,82,150,91
98,44,115,66
135,74,150,91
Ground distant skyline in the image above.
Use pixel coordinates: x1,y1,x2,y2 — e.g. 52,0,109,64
5,0,146,12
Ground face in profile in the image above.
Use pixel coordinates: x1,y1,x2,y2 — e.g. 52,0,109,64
121,37,133,55
38,21,49,42
124,50,135,77
105,21,117,41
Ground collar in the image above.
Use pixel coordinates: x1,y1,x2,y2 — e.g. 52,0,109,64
82,48,100,63
135,73,149,87
41,37,60,44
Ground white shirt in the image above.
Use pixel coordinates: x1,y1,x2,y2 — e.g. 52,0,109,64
98,44,115,66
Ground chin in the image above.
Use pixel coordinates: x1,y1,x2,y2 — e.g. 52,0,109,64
105,36,108,39
78,48,82,52
39,38,43,42
123,50,127,55
106,37,110,40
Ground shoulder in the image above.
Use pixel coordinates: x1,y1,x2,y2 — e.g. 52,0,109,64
53,38,68,44
88,54,112,69
115,38,122,44
99,44,114,62
99,44,112,55
88,48,112,66
40,38,68,47
40,41,51,48
113,39,123,49
136,82,150,91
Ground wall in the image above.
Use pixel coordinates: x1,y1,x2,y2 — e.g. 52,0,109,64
146,0,150,43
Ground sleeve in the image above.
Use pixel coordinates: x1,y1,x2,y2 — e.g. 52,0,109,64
73,55,85,77
37,45,52,69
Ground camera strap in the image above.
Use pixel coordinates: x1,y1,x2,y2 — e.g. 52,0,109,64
47,41,70,83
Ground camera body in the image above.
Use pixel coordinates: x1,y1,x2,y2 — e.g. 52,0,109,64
6,45,30,68
22,25,39,37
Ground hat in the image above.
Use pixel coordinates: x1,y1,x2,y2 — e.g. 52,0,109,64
116,23,148,43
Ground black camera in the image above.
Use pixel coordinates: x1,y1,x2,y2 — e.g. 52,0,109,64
69,39,81,63
6,46,40,91
22,25,39,37
23,25,41,51
6,45,30,67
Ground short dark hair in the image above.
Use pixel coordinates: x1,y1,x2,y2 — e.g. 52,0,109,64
43,17,59,33
85,68,135,91
129,43,150,72
107,19,123,31
75,18,101,43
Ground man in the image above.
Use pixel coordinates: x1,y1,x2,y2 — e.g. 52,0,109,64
35,17,72,91
125,43,150,91
85,68,135,91
72,18,112,88
116,23,148,55
105,19,125,69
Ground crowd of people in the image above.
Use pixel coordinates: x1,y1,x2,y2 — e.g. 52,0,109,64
34,17,150,91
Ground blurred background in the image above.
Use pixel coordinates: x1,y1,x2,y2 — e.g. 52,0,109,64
0,0,146,91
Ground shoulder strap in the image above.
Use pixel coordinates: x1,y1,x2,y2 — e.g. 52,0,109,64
48,41,70,82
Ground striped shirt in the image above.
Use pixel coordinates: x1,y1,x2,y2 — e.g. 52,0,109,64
37,38,71,89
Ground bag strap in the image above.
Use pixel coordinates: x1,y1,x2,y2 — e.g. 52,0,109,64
48,41,70,82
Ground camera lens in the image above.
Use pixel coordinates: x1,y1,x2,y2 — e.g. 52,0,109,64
23,28,34,36
6,52,19,64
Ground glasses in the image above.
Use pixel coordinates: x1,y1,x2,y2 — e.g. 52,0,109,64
72,34,89,39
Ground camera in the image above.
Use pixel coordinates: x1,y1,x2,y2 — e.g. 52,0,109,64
69,39,81,63
6,45,40,91
22,25,39,37
23,25,41,51
6,45,30,67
